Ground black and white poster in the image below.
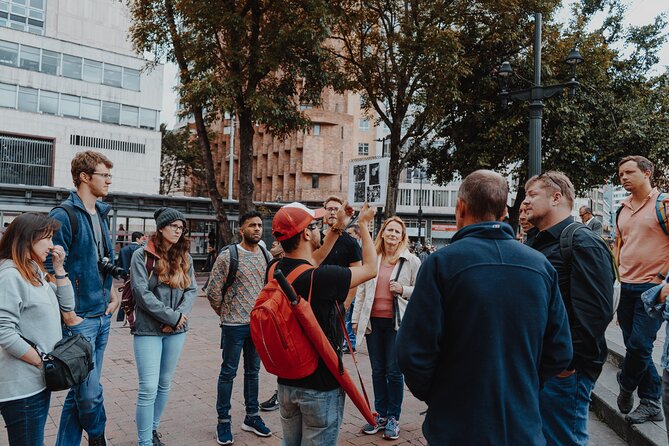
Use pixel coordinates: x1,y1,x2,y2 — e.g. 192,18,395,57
348,157,390,207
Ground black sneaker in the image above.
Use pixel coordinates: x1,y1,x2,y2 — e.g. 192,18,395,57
260,391,279,411
625,399,663,424
616,371,634,414
153,430,166,446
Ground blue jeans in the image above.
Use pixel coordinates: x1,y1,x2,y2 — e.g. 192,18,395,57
216,324,260,421
134,333,187,446
56,314,111,446
278,384,344,446
663,369,669,444
618,282,663,400
345,301,356,348
366,317,404,419
0,389,50,446
540,371,595,445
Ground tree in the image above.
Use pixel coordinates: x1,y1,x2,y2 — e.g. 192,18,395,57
414,0,669,225
159,124,202,195
330,0,464,217
128,0,340,222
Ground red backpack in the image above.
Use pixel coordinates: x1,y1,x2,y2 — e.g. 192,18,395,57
250,263,319,379
119,254,156,329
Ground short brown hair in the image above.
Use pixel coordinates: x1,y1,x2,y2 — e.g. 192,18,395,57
323,196,343,207
71,151,113,187
525,171,575,206
618,155,654,176
458,170,509,221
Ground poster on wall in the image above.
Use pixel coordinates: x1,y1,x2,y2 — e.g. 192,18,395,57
347,157,390,207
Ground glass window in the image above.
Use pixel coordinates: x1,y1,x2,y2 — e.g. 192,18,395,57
358,118,369,130
120,105,138,127
62,54,82,79
40,49,59,75
0,40,18,66
139,108,157,130
357,143,369,156
101,101,120,124
19,44,40,71
60,94,79,117
29,0,43,8
0,82,16,108
39,90,58,114
17,86,37,112
122,68,140,91
82,59,102,83
81,98,100,121
312,124,320,136
103,64,122,87
312,174,319,189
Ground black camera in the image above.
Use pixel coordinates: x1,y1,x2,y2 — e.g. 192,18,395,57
98,257,127,280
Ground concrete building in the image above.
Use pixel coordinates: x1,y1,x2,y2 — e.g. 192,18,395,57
0,0,163,193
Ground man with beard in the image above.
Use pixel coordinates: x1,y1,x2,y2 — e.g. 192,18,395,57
523,171,615,444
47,151,119,446
206,211,272,444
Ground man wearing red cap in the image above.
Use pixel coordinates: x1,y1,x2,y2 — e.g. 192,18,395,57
271,201,378,445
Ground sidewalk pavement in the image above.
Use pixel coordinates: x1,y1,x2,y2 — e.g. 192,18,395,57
1,278,624,445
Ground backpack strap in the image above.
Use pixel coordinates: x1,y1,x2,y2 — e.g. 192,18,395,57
259,245,271,264
559,222,584,264
218,244,239,298
53,203,78,245
656,192,669,236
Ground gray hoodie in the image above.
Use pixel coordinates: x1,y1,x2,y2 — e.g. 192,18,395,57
130,245,197,336
0,259,75,402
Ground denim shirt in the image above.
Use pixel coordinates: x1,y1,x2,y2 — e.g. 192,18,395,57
641,284,669,370
46,191,113,317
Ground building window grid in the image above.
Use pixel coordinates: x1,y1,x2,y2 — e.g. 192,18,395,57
413,189,430,207
432,190,449,207
0,81,158,130
358,143,369,156
0,0,44,34
398,189,411,206
0,133,53,186
0,39,142,91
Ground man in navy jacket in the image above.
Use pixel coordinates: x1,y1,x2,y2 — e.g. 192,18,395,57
397,170,572,446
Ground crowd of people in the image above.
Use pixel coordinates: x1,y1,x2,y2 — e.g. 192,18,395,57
0,150,668,446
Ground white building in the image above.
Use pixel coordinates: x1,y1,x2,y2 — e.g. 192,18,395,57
0,0,163,193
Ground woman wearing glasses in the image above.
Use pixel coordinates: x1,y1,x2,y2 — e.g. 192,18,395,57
0,213,75,446
130,207,197,446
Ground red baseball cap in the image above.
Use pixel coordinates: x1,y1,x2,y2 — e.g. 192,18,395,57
272,202,326,241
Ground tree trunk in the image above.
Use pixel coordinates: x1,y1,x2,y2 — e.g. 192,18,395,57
237,109,256,215
384,129,403,217
164,0,233,245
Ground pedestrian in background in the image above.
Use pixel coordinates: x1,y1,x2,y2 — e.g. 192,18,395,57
397,170,572,445
0,213,75,446
130,208,197,446
352,216,421,440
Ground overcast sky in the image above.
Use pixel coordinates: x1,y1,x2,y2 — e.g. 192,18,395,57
158,0,669,130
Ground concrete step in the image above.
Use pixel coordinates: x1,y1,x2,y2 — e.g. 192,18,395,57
589,328,667,446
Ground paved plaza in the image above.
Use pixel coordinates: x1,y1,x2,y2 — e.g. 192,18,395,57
1,277,625,445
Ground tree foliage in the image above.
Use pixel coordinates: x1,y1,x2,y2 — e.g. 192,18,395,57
330,0,465,216
159,124,202,195
128,0,340,222
415,0,669,222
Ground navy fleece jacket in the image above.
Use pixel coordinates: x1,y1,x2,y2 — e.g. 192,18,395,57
397,222,572,446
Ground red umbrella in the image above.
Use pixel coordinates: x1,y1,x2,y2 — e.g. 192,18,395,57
275,269,376,427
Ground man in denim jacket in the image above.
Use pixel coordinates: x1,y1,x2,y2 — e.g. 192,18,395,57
46,151,118,446
641,277,669,443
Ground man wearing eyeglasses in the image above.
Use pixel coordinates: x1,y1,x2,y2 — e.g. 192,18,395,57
578,206,603,237
321,196,362,353
46,150,119,446
523,171,615,445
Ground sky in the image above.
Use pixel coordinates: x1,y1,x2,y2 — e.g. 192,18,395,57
158,0,669,130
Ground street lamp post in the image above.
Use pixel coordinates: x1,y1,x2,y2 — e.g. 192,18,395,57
497,12,584,178
414,168,425,245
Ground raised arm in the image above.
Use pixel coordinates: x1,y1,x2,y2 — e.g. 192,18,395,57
348,204,378,288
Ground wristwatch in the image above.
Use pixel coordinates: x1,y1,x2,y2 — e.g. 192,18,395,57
657,272,666,281
54,273,69,279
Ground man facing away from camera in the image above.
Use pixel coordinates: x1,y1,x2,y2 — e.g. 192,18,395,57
397,170,572,446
